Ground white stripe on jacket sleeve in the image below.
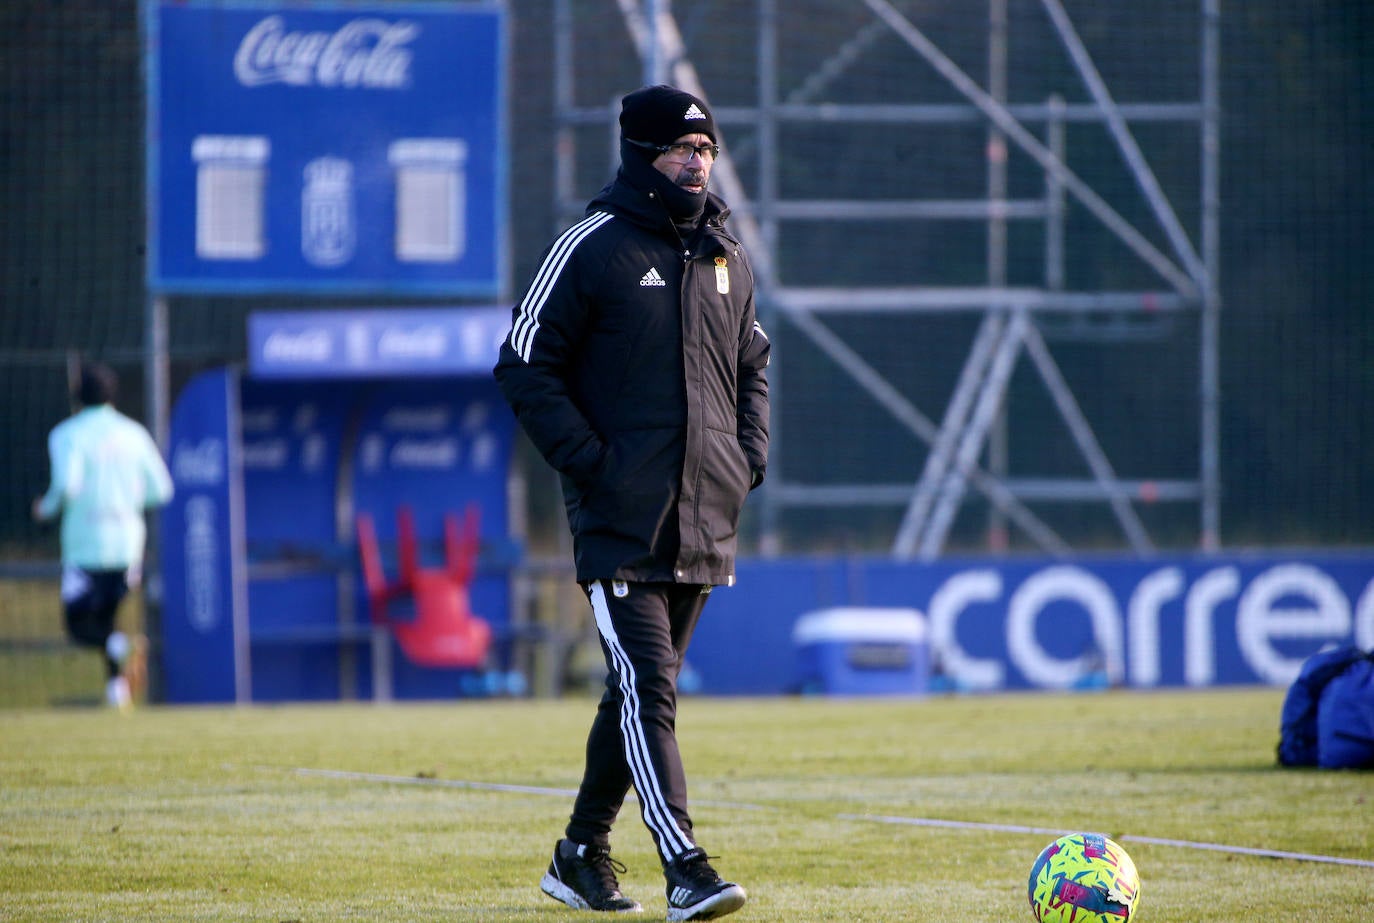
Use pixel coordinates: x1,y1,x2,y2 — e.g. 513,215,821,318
509,211,614,362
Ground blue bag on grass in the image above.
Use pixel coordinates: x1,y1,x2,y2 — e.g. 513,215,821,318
1316,656,1374,769
1276,644,1372,767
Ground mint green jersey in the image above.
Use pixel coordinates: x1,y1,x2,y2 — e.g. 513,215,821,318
36,405,175,569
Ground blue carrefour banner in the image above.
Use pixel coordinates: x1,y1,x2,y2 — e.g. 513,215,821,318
145,1,506,295
688,553,1374,695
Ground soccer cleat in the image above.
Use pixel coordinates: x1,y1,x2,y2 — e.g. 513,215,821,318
664,848,746,921
541,838,643,913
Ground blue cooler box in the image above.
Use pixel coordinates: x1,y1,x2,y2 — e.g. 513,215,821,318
793,607,929,696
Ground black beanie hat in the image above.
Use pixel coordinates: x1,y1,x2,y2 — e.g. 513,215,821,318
619,84,716,147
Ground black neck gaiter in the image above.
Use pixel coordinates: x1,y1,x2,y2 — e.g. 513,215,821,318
619,139,708,234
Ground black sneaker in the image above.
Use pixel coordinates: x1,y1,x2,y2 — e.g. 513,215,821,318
664,848,747,921
540,839,643,913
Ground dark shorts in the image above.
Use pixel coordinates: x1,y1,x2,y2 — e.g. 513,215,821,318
61,565,134,648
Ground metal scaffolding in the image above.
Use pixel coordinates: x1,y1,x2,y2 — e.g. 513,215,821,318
552,0,1220,559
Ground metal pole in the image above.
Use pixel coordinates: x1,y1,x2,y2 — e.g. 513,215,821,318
1200,0,1222,550
553,0,576,227
146,294,170,449
144,292,170,702
1044,94,1066,292
645,0,664,84
985,0,1010,552
757,0,782,555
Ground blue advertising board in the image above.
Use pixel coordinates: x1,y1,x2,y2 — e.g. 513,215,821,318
248,306,512,378
160,368,248,703
687,553,1374,695
144,1,506,295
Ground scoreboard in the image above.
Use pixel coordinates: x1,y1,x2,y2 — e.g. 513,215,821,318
145,1,506,295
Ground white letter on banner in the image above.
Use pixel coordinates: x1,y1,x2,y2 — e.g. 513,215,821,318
1007,566,1122,688
928,570,1003,689
1357,578,1374,650
1184,567,1238,686
1127,566,1184,687
1237,563,1350,686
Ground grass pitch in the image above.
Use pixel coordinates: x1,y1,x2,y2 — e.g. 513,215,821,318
1,688,1370,921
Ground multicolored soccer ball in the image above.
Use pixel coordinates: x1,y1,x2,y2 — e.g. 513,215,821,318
1027,832,1141,922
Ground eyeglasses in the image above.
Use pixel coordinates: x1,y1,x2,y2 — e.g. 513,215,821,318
629,139,720,162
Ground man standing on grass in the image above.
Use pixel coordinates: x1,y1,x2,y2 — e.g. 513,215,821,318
32,360,174,710
494,84,769,920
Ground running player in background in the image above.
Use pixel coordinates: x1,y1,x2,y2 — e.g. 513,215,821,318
32,360,174,710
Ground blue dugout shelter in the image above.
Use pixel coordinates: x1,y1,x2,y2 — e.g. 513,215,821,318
158,307,517,703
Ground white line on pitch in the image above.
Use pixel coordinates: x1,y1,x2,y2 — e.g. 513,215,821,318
292,766,580,798
284,766,1373,869
843,813,1374,870
288,766,768,811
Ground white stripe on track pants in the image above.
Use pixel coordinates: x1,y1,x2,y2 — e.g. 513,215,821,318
566,579,711,864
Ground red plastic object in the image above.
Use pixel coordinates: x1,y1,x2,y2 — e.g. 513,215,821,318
392,569,492,668
355,505,491,669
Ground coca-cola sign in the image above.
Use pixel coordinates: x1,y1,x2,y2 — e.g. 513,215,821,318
233,15,417,89
152,2,503,294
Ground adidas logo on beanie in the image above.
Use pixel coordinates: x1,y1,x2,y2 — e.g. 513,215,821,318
619,84,717,147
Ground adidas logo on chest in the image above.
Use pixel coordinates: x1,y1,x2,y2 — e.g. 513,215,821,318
640,266,667,287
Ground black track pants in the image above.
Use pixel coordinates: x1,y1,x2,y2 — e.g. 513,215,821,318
565,579,710,864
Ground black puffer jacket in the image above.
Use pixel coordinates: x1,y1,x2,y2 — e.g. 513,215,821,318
494,170,769,585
